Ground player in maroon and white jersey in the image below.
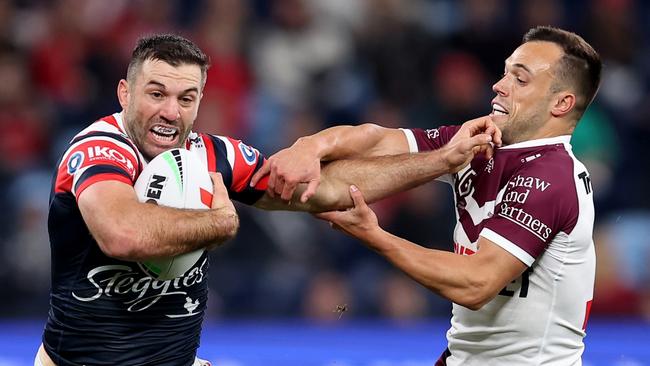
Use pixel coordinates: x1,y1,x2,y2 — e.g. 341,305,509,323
255,26,602,365
37,34,495,366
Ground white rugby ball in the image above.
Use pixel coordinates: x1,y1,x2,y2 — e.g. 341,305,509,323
133,148,213,280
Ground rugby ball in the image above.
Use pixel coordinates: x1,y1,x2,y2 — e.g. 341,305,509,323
133,148,213,280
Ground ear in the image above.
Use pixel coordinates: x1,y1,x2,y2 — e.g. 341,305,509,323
117,79,129,110
550,92,576,118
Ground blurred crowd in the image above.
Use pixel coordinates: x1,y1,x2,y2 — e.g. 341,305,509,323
1,0,649,322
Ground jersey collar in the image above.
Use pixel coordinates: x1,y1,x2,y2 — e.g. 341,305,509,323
500,135,571,150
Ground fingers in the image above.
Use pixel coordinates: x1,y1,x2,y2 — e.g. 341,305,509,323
250,160,271,187
209,172,231,210
301,179,320,203
281,180,297,201
314,211,338,222
266,164,278,197
348,185,367,209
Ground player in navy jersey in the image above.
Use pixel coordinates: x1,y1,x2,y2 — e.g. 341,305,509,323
36,34,498,366
253,26,602,365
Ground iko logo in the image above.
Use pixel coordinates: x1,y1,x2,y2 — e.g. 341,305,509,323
87,146,135,174
67,151,85,174
238,142,257,165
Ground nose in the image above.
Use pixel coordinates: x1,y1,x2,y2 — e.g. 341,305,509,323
492,77,508,97
159,98,180,122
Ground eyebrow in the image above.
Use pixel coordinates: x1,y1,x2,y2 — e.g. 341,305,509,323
146,80,199,94
511,63,533,75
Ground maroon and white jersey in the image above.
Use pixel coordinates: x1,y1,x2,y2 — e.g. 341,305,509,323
403,126,595,365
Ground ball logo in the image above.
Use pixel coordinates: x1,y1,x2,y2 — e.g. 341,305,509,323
238,142,257,166
67,151,85,174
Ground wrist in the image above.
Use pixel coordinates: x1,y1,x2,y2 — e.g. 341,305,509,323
433,147,455,173
296,135,329,160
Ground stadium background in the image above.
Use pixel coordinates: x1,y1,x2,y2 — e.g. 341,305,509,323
0,0,648,364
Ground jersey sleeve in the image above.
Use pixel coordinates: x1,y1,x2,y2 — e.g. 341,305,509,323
54,132,140,200
480,157,579,266
401,125,462,152
202,134,269,205
401,125,462,184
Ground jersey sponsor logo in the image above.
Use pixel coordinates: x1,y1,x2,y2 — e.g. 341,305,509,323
506,175,551,192
71,258,207,317
578,171,592,194
425,128,440,140
498,203,552,240
238,142,257,165
498,174,553,240
67,151,85,174
86,145,135,175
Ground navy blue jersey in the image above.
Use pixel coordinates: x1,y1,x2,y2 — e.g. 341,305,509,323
44,112,268,365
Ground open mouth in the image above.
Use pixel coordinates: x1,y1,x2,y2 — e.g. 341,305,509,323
150,125,179,144
491,103,509,116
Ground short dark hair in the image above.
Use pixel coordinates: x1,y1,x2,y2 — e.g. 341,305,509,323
523,26,601,118
127,34,210,85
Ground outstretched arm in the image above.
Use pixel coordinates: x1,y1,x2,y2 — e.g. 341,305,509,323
251,124,409,202
316,186,527,310
253,116,500,212
252,116,501,204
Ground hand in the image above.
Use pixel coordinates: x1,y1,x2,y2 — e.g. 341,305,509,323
442,116,502,173
209,172,236,213
250,138,321,203
314,185,380,241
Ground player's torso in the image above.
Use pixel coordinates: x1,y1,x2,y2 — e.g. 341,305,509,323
445,143,595,365
45,113,217,366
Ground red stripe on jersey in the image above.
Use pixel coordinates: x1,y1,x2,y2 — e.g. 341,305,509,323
228,137,260,193
75,173,133,200
254,174,269,191
54,164,74,193
582,299,593,330
202,134,217,172
56,137,139,194
200,188,213,208
100,115,122,131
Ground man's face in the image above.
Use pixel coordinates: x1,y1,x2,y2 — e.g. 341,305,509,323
119,59,203,161
490,41,563,144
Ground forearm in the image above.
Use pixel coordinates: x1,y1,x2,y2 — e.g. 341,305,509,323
128,204,238,259
297,123,407,160
361,228,489,310
314,150,452,209
92,199,238,261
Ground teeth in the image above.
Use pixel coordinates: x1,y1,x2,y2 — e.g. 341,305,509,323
152,126,177,136
491,104,508,115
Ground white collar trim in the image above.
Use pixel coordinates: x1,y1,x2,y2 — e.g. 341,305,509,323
500,135,571,149
114,111,127,133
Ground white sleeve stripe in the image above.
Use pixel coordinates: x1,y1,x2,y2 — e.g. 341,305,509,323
58,136,138,169
480,228,535,266
71,166,91,197
215,136,235,170
400,128,419,153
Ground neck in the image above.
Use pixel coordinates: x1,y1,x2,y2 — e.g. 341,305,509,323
526,118,574,141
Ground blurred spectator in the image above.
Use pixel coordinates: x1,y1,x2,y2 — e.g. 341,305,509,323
193,0,254,139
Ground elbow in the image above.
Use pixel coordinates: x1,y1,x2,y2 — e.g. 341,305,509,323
453,279,497,311
96,230,147,261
